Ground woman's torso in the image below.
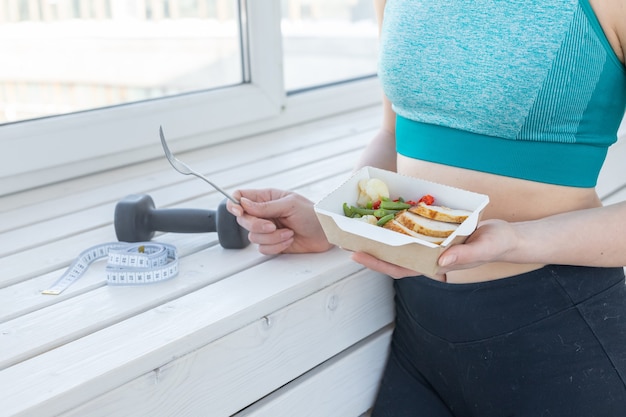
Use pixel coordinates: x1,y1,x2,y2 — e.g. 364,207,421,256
385,0,626,283
397,156,602,283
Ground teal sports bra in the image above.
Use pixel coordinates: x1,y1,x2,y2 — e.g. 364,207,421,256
378,0,626,187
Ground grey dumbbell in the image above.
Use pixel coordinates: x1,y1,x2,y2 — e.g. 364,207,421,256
114,194,249,249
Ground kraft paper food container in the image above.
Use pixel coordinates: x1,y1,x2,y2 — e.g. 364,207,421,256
314,166,490,277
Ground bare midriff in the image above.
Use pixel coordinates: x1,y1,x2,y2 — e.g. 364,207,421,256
397,154,603,283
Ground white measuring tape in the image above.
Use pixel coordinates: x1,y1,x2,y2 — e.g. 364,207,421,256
42,242,179,295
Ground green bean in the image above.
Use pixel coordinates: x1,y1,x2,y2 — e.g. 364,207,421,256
380,200,411,210
343,203,380,218
376,213,395,226
343,202,354,217
351,206,377,216
373,208,401,218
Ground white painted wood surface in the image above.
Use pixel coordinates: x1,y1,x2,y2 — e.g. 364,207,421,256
1,105,394,417
1,104,625,417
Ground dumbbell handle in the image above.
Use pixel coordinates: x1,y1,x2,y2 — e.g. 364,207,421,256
150,208,217,233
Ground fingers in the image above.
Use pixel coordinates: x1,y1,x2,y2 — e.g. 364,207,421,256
227,191,279,231
227,189,292,218
350,252,445,281
225,188,327,255
225,189,296,254
234,197,299,238
436,219,516,275
436,234,487,274
235,210,276,234
236,218,296,255
227,190,264,216
252,231,295,255
238,195,296,219
436,242,490,275
227,192,244,216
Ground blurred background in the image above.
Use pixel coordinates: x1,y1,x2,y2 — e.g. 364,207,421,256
0,0,378,124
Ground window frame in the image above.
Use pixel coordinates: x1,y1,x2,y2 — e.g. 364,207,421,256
0,0,381,196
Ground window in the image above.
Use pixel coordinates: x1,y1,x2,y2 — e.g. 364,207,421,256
0,0,243,123
0,0,381,196
281,0,378,92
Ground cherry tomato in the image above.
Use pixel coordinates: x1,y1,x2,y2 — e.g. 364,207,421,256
418,194,435,205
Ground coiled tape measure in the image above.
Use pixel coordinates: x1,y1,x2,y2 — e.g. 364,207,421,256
42,242,179,295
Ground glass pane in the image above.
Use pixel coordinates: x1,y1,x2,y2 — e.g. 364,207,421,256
0,0,243,124
281,0,378,92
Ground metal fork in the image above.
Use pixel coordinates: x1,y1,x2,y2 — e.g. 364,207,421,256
159,126,240,204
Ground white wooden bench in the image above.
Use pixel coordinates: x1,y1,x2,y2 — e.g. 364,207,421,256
1,105,393,417
1,104,625,417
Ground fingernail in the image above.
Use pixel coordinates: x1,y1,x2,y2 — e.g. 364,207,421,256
439,254,456,267
280,229,294,239
262,222,276,233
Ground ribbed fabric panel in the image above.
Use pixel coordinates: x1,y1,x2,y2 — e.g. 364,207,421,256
518,4,606,143
396,116,609,187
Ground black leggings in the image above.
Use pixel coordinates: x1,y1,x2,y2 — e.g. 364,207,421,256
371,265,626,417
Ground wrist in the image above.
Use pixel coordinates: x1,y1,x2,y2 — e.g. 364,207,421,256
502,220,542,264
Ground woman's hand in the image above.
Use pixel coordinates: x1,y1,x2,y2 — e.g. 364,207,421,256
439,201,626,271
351,219,518,282
350,251,446,281
227,189,334,255
352,199,626,281
436,219,519,275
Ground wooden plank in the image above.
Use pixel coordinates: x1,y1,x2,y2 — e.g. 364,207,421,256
0,105,388,417
0,242,268,370
0,128,369,251
0,167,353,322
0,169,355,328
0,232,213,323
57,274,392,417
234,327,392,417
3,263,393,417
0,169,354,326
0,150,357,287
0,105,379,223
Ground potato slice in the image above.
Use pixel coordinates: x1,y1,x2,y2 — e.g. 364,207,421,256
356,178,390,207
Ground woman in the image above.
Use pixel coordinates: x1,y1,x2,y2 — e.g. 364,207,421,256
227,0,626,415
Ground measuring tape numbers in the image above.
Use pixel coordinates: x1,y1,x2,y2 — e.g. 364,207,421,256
42,242,179,295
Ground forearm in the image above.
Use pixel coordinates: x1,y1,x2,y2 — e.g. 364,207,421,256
507,200,626,267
